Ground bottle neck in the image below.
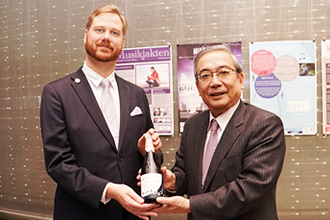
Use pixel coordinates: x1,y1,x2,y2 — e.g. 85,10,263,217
145,145,155,153
145,134,155,153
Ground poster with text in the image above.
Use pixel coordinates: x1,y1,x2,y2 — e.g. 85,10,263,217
177,42,242,132
250,41,317,135
322,40,330,134
115,46,174,135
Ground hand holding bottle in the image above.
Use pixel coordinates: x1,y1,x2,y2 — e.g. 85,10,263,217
106,183,159,219
159,167,177,191
138,128,161,156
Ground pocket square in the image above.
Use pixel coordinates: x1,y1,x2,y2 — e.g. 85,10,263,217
130,106,142,116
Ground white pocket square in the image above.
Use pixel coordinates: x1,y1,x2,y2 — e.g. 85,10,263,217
130,106,142,116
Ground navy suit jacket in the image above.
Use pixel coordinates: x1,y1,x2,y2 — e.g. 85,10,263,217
173,101,286,220
40,67,161,220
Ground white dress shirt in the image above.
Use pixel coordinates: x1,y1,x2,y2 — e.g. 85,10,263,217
203,100,240,158
82,62,120,148
81,62,120,204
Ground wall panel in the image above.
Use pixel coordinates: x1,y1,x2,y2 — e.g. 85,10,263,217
0,0,329,219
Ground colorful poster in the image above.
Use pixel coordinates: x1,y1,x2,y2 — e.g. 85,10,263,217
177,42,242,132
322,40,330,134
115,46,174,135
250,41,317,135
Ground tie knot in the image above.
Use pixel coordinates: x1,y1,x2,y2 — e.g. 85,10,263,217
210,119,219,131
100,78,111,89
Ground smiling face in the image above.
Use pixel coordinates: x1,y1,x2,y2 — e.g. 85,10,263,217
84,13,125,62
195,50,244,117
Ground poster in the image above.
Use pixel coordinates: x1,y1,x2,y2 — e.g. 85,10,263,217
250,41,317,135
177,42,242,132
115,46,174,135
322,40,330,134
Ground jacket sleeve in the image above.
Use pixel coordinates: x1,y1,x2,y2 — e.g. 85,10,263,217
170,123,189,195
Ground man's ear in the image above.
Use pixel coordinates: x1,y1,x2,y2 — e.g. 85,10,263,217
238,72,244,87
83,29,88,44
195,81,201,96
122,37,126,48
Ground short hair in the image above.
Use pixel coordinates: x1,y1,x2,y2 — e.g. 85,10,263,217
194,45,242,81
85,5,127,37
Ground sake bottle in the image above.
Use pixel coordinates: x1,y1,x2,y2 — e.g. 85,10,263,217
141,133,164,203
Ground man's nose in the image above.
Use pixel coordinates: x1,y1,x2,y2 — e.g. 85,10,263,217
210,73,222,85
102,31,111,41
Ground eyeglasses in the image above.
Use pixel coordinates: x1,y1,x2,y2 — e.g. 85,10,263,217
197,67,237,82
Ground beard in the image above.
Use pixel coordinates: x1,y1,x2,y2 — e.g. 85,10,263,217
85,36,122,62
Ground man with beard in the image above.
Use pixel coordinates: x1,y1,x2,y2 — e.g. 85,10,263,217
40,5,161,220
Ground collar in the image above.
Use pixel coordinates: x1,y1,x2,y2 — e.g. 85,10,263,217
208,100,240,131
82,62,116,87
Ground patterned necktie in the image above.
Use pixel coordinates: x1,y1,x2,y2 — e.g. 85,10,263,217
100,78,119,148
202,119,220,186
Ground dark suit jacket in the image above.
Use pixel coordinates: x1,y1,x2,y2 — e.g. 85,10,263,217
40,67,161,220
172,101,286,220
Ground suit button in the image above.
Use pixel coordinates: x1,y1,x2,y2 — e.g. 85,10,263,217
118,156,123,162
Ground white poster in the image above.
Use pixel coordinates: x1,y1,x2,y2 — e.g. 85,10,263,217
322,40,330,134
250,41,317,135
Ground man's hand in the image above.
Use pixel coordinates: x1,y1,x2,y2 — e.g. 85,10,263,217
153,196,191,214
160,166,177,191
138,128,161,156
106,183,159,220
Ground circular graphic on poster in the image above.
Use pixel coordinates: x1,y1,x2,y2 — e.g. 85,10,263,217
273,55,299,82
255,73,281,99
251,49,276,76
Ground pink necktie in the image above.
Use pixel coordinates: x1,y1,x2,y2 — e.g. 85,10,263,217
202,119,220,186
100,78,119,148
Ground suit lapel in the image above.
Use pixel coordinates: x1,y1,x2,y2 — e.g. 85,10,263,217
202,101,245,192
194,111,210,193
69,68,117,151
116,76,130,153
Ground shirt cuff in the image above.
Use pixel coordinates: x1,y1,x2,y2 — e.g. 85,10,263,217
101,182,112,204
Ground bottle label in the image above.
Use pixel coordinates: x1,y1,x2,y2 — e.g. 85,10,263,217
141,173,162,197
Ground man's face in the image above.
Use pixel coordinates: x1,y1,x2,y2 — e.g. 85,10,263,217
195,50,244,117
84,13,125,62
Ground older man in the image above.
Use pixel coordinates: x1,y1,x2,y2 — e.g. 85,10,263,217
153,45,286,220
